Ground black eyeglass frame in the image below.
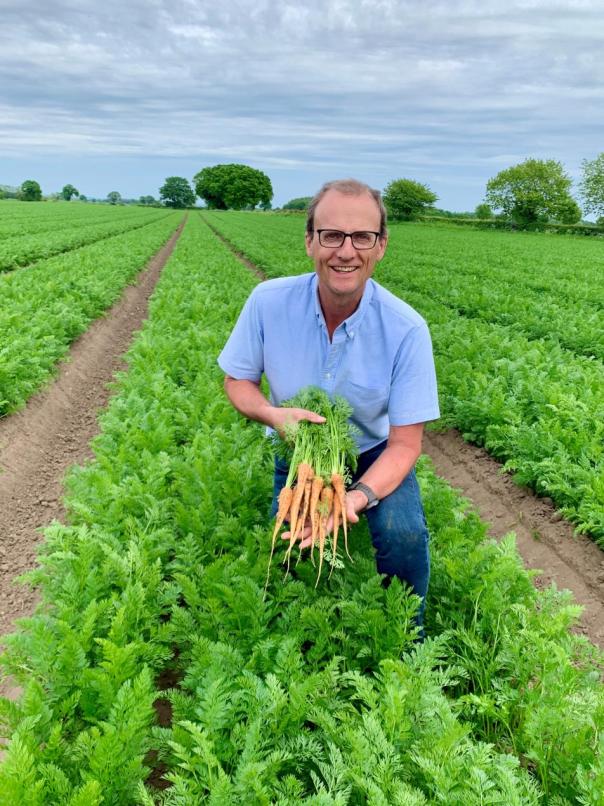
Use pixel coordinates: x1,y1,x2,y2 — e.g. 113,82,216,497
315,229,382,250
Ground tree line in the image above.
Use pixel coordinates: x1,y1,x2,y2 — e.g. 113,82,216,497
4,154,604,226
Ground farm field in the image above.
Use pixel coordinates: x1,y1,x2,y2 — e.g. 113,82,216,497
1,213,603,803
0,204,184,415
205,212,604,545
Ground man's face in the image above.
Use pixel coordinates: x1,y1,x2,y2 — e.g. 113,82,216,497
305,190,387,306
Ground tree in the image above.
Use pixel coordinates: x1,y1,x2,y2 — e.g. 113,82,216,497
61,184,79,201
193,164,273,210
19,179,42,201
107,191,121,205
79,195,88,202
579,153,604,219
283,196,312,211
159,176,195,209
475,203,493,219
382,178,437,221
485,158,579,227
139,195,156,206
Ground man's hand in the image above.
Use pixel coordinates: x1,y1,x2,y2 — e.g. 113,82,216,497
223,376,325,434
268,406,326,438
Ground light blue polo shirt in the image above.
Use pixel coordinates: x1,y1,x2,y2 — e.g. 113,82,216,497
218,273,440,452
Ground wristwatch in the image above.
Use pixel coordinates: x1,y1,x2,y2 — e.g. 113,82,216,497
348,481,380,510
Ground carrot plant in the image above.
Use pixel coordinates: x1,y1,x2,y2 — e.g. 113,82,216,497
268,387,358,588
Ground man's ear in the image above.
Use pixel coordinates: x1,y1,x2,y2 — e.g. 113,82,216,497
305,231,314,257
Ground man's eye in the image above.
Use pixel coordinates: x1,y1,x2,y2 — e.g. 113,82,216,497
323,231,342,244
354,232,373,246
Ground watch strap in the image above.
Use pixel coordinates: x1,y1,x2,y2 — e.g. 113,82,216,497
349,481,379,510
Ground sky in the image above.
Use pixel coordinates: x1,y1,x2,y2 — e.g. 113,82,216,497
2,0,603,210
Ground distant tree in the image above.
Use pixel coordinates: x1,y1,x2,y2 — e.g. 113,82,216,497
159,177,195,209
19,179,42,201
383,178,437,221
194,164,273,210
579,153,604,219
139,195,156,206
79,194,88,202
475,203,493,219
259,199,272,211
485,158,579,227
283,196,312,211
107,191,121,205
61,184,79,201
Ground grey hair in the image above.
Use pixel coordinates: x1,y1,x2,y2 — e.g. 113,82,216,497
306,178,388,237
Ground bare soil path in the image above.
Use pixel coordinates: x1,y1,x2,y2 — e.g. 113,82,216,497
0,219,185,643
206,219,604,649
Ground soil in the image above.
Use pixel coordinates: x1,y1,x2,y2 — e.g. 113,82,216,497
0,220,185,658
423,430,604,647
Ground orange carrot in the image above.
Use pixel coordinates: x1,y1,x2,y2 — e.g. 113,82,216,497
331,473,351,561
265,485,294,593
288,462,313,542
293,478,313,567
329,490,341,579
308,475,324,561
315,485,334,587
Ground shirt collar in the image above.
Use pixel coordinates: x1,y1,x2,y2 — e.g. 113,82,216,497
312,273,374,338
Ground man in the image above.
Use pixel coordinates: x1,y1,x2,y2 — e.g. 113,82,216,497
218,178,439,628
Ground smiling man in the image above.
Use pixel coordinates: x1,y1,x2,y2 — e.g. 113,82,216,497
218,178,440,631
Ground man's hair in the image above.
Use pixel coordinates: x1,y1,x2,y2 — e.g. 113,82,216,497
306,178,388,237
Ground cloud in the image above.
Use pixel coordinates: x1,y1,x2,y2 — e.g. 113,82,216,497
2,0,602,205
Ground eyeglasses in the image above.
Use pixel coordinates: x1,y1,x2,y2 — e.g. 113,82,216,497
316,229,381,250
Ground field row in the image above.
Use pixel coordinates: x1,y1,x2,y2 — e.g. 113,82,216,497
0,201,158,240
204,212,604,542
0,212,183,416
1,215,602,803
0,209,171,272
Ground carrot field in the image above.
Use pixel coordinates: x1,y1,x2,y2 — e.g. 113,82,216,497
0,207,603,803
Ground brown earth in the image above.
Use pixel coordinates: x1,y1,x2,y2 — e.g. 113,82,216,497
0,219,185,653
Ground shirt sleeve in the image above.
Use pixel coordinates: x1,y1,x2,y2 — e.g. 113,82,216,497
217,287,265,381
388,321,440,426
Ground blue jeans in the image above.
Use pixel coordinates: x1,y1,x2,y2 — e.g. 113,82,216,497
271,440,430,631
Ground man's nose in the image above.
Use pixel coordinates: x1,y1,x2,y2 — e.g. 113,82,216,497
336,234,357,257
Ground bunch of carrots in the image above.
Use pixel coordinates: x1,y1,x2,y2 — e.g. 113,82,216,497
267,387,359,588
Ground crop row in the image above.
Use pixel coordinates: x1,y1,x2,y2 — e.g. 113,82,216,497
204,212,604,542
0,202,158,241
1,215,602,803
0,209,172,272
0,212,183,416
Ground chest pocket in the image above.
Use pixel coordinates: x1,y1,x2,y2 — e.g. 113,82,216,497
341,379,390,423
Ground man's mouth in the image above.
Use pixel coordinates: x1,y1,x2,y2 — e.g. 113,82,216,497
331,266,358,274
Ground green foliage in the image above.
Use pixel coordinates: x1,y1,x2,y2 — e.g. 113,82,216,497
383,178,437,221
193,163,273,210
485,158,580,227
2,214,603,803
159,177,195,209
20,179,42,201
139,195,156,206
283,196,313,211
107,190,121,205
61,184,79,201
579,152,604,218
474,203,493,219
0,208,181,413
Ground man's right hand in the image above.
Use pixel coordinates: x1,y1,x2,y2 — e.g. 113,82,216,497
223,377,326,434
267,406,326,437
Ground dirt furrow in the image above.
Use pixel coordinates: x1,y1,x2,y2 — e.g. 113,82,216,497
424,429,604,647
0,218,185,641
